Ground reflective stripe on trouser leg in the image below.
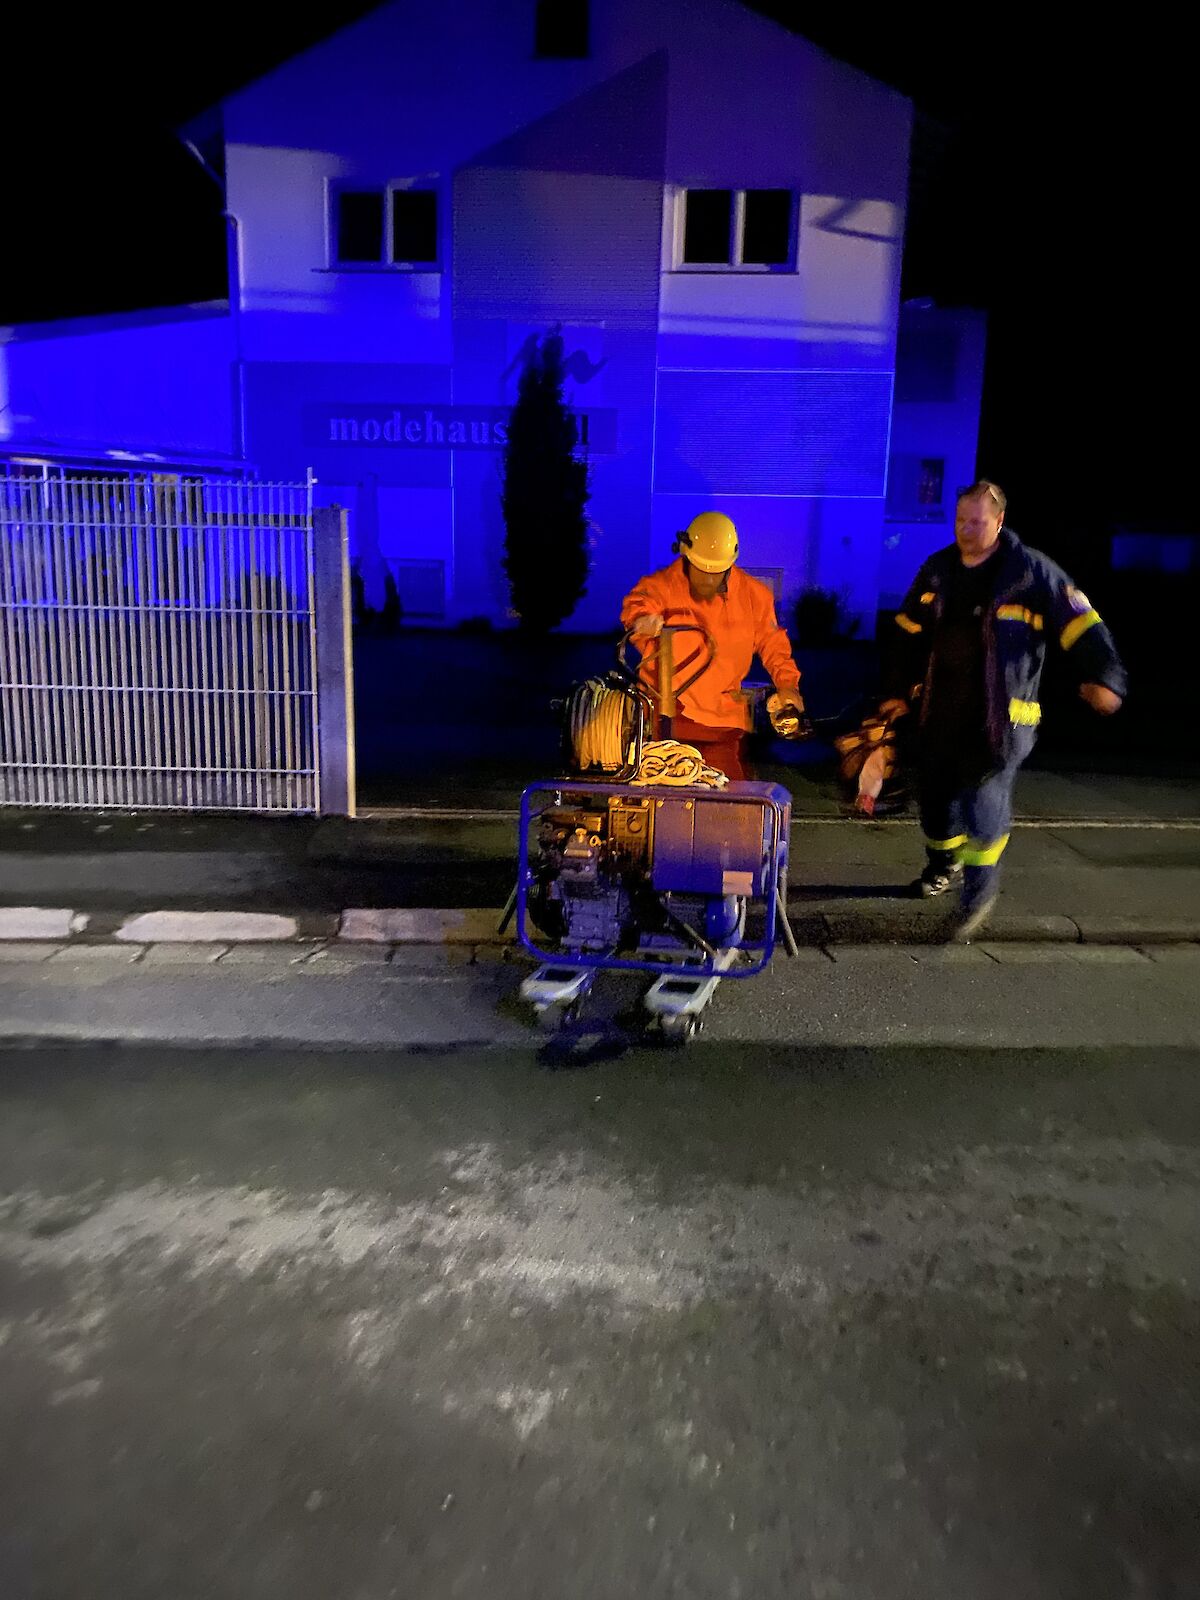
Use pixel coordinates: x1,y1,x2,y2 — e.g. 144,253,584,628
961,832,1009,912
961,764,1019,859
918,770,965,870
924,833,967,870
960,763,1019,908
960,833,1010,867
924,834,967,854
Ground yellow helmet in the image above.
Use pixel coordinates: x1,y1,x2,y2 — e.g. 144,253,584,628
678,511,739,573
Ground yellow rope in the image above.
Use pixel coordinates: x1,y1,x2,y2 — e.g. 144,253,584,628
630,740,728,789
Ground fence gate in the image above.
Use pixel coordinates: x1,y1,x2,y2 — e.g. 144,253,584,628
0,474,354,813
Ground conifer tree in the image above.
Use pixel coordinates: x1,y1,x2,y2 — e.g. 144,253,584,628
501,330,591,632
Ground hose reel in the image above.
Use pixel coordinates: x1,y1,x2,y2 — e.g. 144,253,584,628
561,624,716,779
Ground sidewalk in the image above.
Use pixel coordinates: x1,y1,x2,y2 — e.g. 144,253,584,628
1,765,1198,948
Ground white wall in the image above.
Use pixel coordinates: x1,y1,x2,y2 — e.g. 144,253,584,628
2,0,913,635
218,0,910,627
881,306,988,603
223,0,910,370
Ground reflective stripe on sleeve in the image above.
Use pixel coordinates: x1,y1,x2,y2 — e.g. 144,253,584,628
1008,698,1041,726
1061,609,1101,650
895,613,923,635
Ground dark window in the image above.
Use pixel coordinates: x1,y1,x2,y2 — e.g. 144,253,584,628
917,458,945,507
392,190,438,264
682,189,733,264
336,191,385,262
741,189,792,265
678,188,797,270
535,0,589,57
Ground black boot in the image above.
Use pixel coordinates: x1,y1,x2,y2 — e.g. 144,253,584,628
913,855,964,899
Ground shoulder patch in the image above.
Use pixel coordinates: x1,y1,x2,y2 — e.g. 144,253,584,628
1066,586,1091,613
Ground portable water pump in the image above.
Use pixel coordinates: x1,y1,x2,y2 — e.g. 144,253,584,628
506,625,798,1042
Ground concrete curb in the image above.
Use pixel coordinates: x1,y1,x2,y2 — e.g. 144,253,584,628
339,907,510,945
0,905,1198,951
818,909,1084,946
0,907,90,940
1069,915,1200,946
116,910,301,944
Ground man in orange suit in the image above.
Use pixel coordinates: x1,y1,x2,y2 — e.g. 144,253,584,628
620,512,804,781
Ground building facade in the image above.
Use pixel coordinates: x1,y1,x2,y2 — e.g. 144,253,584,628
879,301,988,604
1,0,974,632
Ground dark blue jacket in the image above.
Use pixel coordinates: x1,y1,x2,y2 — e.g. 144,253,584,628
889,528,1128,766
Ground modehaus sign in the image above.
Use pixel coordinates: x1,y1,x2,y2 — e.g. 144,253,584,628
304,404,618,453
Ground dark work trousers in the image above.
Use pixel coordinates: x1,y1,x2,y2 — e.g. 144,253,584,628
918,758,1018,908
660,715,753,782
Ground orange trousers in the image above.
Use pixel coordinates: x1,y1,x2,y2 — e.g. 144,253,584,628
657,714,752,782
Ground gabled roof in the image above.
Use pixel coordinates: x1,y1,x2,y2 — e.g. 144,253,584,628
175,0,904,133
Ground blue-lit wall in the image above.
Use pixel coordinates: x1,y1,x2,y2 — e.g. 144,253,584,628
881,305,988,603
0,306,234,459
218,0,910,628
4,0,915,630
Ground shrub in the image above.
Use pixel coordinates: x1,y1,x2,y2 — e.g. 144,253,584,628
790,586,859,648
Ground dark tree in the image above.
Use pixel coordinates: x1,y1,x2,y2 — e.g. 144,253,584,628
501,330,591,632
379,570,403,635
350,561,369,632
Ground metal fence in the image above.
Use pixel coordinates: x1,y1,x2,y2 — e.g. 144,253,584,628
0,474,323,811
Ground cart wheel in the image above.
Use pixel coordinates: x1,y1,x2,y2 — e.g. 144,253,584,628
536,1000,582,1032
660,1014,698,1046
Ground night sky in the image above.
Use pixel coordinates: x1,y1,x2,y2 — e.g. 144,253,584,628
2,5,1187,551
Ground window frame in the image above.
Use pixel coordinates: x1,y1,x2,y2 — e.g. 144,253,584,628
668,186,798,274
325,180,442,273
884,454,949,525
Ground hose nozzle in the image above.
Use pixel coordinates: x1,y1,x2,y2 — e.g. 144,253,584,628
767,695,814,741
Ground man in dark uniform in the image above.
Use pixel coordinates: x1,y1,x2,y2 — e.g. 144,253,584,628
882,480,1126,941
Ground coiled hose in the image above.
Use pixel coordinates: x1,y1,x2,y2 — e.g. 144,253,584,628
564,678,644,777
563,680,728,788
563,624,730,785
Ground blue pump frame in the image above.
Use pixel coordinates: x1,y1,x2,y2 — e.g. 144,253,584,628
515,778,791,979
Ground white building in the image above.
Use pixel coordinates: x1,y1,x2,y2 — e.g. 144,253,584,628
880,300,988,603
1,0,978,631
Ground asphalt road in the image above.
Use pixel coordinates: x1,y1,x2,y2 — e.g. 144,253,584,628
2,956,1200,1599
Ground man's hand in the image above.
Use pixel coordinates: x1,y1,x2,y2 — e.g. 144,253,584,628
878,697,910,720
1080,682,1123,715
630,613,664,639
771,685,805,713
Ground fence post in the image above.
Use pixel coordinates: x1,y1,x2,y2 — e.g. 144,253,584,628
313,505,356,816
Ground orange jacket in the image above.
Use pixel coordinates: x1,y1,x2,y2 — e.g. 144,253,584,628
620,560,801,732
